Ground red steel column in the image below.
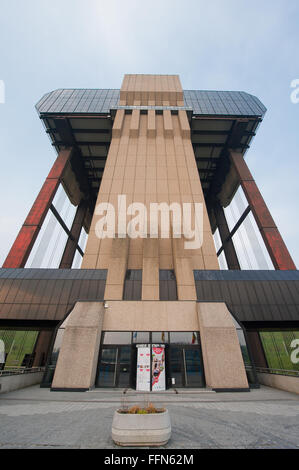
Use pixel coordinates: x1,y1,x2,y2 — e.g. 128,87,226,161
230,151,296,270
59,200,88,269
2,148,72,268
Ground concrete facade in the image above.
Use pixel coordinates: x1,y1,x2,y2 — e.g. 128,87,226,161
52,302,104,390
52,300,248,391
50,75,247,391
81,74,219,298
197,303,248,390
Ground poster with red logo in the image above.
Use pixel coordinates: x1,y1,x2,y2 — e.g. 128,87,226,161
136,345,151,391
152,345,166,391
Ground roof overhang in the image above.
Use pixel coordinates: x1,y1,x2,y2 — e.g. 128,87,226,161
36,89,266,214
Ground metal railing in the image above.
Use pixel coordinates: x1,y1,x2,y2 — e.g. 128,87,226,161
254,366,299,378
0,367,45,377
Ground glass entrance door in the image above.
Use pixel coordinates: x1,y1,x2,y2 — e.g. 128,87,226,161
96,347,117,387
116,346,131,387
169,346,184,387
96,332,205,389
169,346,205,388
184,348,204,387
96,346,131,388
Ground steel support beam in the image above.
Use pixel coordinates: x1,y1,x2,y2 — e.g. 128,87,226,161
217,205,251,258
59,200,87,268
49,204,84,257
2,148,72,268
229,151,296,270
214,201,241,270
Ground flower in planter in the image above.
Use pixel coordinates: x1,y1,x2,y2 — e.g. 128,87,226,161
118,403,165,414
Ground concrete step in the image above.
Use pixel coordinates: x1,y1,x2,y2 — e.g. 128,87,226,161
87,388,215,395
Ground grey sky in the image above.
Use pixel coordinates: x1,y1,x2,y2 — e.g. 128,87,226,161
0,0,298,267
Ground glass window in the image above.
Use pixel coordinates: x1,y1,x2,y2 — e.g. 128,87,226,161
41,326,65,386
184,349,204,386
0,330,39,368
125,270,142,281
123,270,142,300
159,269,176,281
100,331,203,346
103,332,132,345
159,270,178,301
236,329,251,365
96,348,117,387
51,328,65,362
132,332,150,344
152,332,169,343
259,331,299,372
170,332,199,345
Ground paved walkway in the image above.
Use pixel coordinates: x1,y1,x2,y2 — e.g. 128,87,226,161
0,385,299,449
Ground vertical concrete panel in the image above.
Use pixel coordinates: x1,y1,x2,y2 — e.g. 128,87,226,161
142,238,159,300
197,303,249,390
104,238,129,300
147,109,156,137
52,302,105,390
112,109,125,137
83,75,219,303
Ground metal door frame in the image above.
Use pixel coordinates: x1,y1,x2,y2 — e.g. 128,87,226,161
169,344,205,388
96,344,132,388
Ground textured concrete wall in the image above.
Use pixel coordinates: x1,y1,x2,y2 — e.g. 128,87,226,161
51,300,249,391
257,372,299,395
102,300,199,332
51,300,200,389
82,74,219,301
51,302,105,390
197,302,249,390
0,372,44,394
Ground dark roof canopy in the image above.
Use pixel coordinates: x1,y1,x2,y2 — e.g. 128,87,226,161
36,89,266,116
0,269,298,327
36,88,267,205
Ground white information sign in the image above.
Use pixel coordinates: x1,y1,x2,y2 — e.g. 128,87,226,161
136,345,151,391
152,344,166,391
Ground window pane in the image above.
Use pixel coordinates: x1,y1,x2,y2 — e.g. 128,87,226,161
184,349,204,386
132,332,150,343
0,330,39,368
170,332,199,345
152,332,169,343
259,331,299,372
103,332,132,345
96,348,117,387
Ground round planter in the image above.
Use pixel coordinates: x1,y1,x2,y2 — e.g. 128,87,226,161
112,409,171,447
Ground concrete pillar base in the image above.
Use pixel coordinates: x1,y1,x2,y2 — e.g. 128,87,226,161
197,302,249,390
51,302,105,390
51,300,249,391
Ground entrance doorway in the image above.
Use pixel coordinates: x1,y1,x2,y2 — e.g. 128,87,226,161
169,346,205,387
95,331,205,389
95,346,131,388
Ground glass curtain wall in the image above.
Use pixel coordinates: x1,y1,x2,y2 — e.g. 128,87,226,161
0,330,39,369
259,331,299,373
41,324,66,386
96,331,205,389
